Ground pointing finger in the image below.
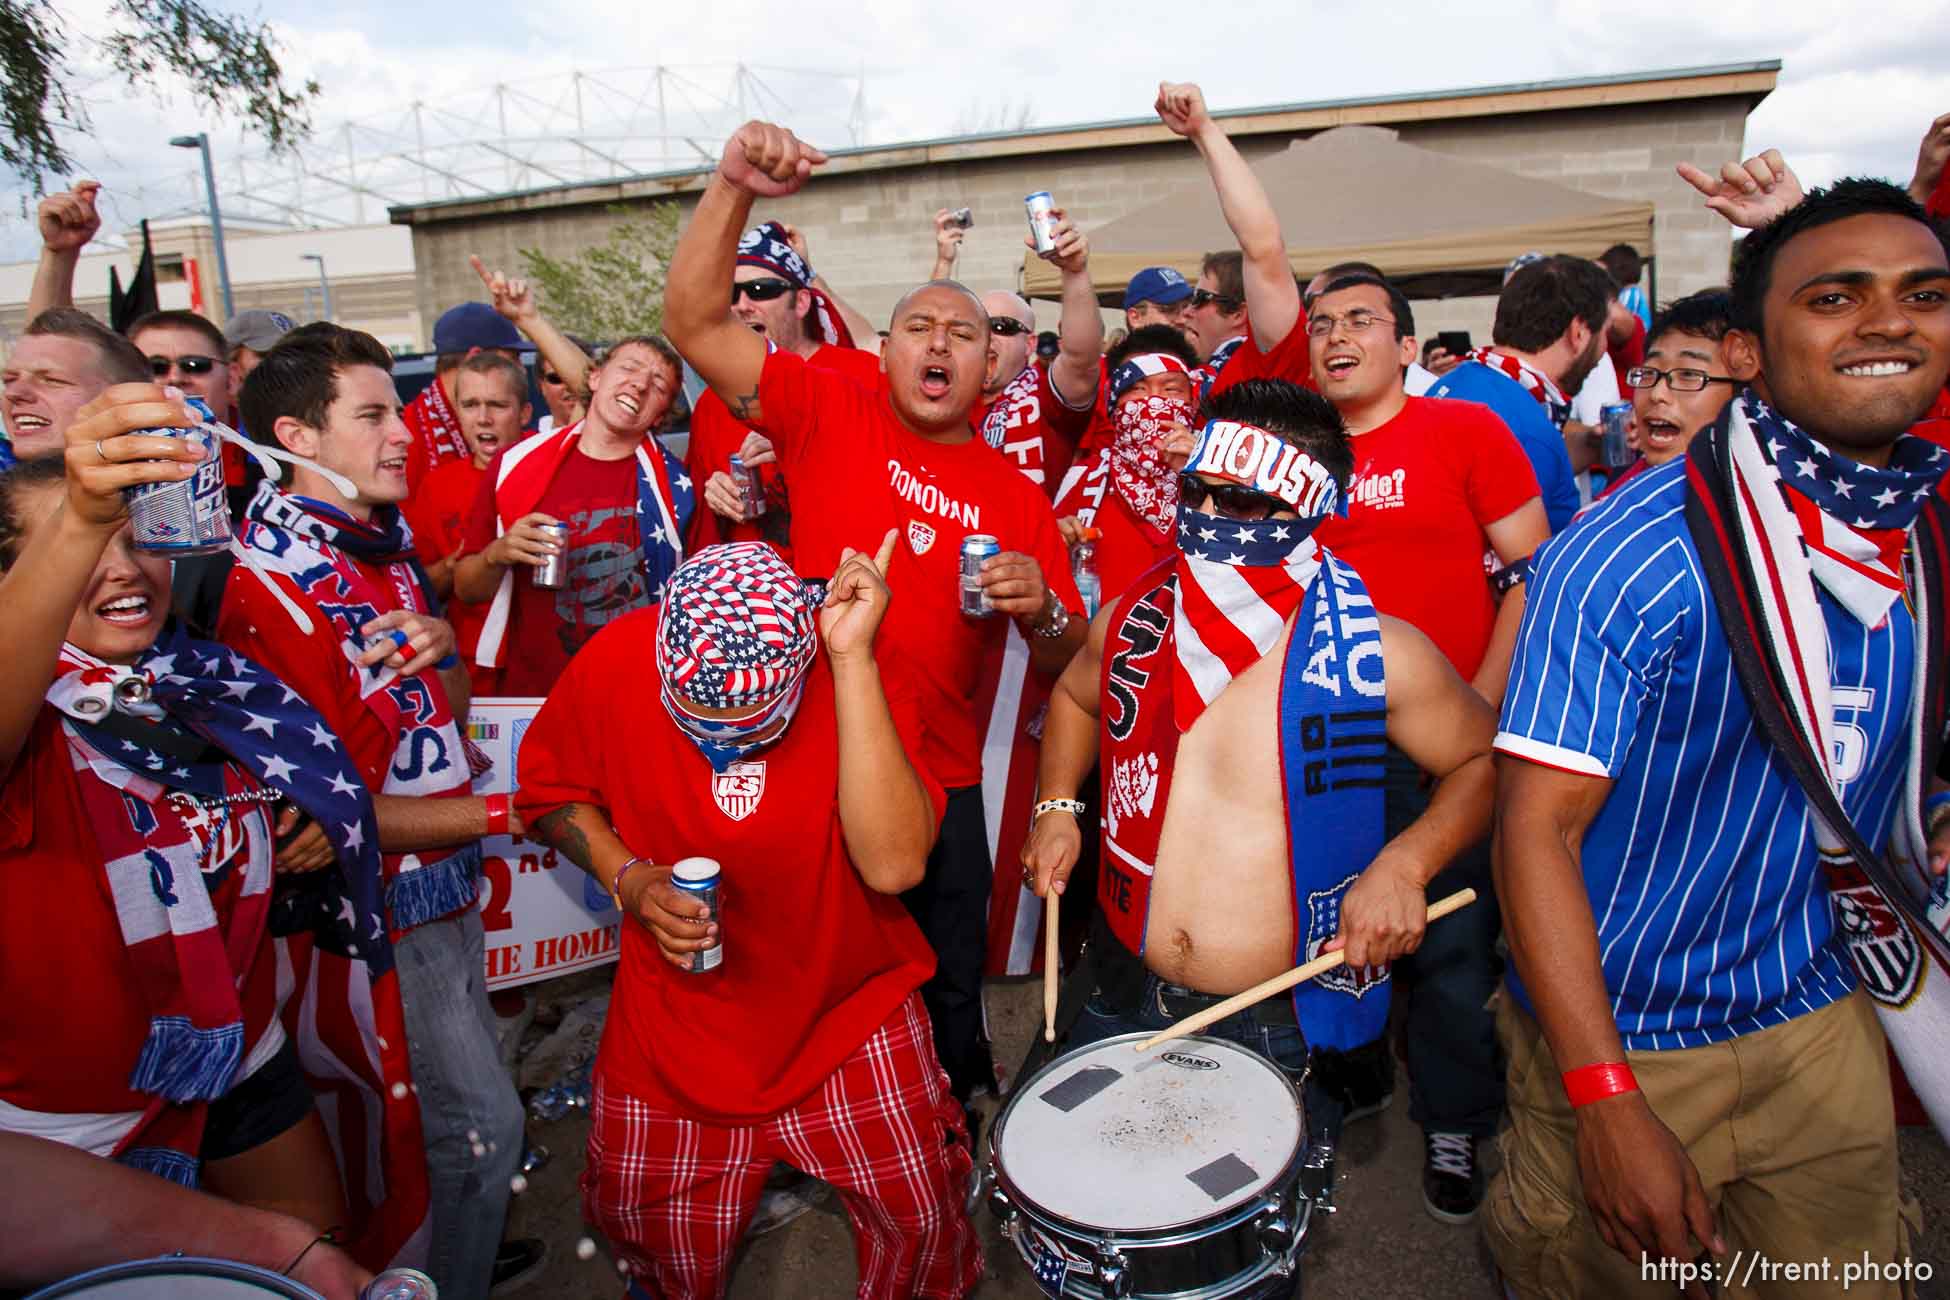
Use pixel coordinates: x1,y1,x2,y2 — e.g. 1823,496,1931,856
873,528,897,575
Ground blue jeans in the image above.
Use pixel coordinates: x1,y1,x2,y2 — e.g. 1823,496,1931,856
394,907,525,1300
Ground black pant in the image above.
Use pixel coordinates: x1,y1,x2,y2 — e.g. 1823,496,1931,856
901,784,993,1101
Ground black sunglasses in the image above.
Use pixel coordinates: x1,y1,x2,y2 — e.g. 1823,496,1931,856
1190,288,1243,313
540,371,565,385
731,278,796,303
1178,473,1285,521
148,354,218,376
989,318,1032,337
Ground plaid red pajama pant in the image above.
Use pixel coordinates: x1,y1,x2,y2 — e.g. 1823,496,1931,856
583,991,984,1299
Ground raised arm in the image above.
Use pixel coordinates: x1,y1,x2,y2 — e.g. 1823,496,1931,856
469,254,588,400
1022,603,1110,898
1909,111,1950,211
663,121,827,427
1473,499,1550,707
1156,81,1301,349
929,208,965,282
1039,208,1106,407
26,181,101,321
1676,148,1804,230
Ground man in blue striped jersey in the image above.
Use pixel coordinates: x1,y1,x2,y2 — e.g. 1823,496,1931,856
1488,180,1950,1298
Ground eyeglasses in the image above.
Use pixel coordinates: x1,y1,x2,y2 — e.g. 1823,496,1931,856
1177,473,1286,521
1624,366,1738,393
731,278,796,303
989,318,1032,337
1305,311,1396,338
148,354,218,376
1190,288,1243,313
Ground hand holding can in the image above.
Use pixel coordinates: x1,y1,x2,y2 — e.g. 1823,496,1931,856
1024,192,1060,258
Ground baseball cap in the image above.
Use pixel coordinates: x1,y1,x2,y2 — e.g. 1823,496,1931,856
433,301,523,354
223,309,296,353
1123,267,1193,310
1502,251,1548,285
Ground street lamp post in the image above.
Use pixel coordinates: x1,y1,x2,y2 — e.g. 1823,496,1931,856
169,132,234,322
301,253,333,323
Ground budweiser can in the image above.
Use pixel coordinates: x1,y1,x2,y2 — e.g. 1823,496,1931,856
960,533,1000,618
1599,401,1636,470
361,1267,438,1299
531,521,571,589
729,453,765,519
1024,191,1059,257
671,857,722,972
126,395,232,556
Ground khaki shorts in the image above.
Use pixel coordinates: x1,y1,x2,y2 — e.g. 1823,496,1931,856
1486,989,1920,1300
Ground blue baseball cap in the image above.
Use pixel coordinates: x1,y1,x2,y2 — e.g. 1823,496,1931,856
1122,266,1193,310
432,301,523,354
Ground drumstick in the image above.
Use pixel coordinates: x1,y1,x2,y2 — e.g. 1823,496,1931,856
1131,889,1477,1053
1043,888,1060,1042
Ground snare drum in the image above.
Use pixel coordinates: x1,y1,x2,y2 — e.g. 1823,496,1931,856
988,1032,1324,1298
25,1256,327,1298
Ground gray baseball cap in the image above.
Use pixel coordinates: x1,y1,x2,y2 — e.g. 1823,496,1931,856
223,309,297,353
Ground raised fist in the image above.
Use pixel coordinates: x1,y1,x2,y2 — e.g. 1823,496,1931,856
720,122,828,199
39,181,102,255
1155,83,1213,139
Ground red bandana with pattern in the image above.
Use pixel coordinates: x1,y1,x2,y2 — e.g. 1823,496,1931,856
1110,393,1195,540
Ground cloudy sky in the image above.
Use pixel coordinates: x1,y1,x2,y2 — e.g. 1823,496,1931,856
5,0,1947,263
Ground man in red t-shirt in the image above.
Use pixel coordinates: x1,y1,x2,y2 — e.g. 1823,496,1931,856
1309,271,1548,1225
664,120,1086,1109
452,336,699,698
690,221,882,553
518,540,981,1298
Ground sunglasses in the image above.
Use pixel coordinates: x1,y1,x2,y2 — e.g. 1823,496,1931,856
731,278,796,303
1177,472,1286,521
1190,288,1243,313
989,318,1032,337
148,354,218,377
540,371,565,386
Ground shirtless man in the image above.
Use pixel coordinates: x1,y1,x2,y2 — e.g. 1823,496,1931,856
1022,378,1496,1148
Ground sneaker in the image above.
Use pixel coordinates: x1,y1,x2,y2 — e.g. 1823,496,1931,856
490,1237,547,1292
1331,1040,1395,1124
746,1169,827,1238
1422,1131,1482,1225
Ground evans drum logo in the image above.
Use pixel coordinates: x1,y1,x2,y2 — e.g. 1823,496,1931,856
1161,1051,1219,1072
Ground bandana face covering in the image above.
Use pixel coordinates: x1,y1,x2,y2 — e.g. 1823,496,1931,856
1111,393,1196,537
655,543,821,772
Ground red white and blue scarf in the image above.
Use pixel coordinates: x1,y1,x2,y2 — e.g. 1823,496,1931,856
1467,345,1568,427
403,374,467,475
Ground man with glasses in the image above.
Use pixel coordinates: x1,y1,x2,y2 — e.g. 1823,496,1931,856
535,335,594,436
1022,377,1498,1165
128,310,250,500
1603,290,1738,497
1309,271,1549,1225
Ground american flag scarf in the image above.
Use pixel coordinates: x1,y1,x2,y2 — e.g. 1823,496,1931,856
474,419,695,669
1684,390,1950,1137
403,375,467,476
234,485,480,932
1466,346,1568,426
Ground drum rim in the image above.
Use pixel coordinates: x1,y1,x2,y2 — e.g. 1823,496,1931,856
988,1031,1308,1242
24,1255,329,1299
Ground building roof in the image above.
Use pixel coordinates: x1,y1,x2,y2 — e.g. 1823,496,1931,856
388,61,1780,227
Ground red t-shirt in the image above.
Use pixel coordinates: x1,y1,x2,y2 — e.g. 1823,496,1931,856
513,614,941,1122
1608,315,1647,376
459,448,651,697
1314,396,1541,679
687,344,883,551
756,350,1082,788
1206,317,1315,398
975,361,1093,495
406,459,494,692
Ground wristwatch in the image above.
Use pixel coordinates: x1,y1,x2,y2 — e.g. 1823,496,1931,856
1028,590,1071,640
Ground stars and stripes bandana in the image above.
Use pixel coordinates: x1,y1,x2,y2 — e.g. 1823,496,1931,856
1105,351,1194,417
656,543,821,771
1745,392,1946,626
1109,393,1194,538
737,221,857,349
1467,346,1568,426
1170,420,1345,731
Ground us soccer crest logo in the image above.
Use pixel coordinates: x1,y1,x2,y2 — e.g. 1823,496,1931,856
907,520,936,555
1304,873,1389,998
1827,863,1923,1008
712,761,766,822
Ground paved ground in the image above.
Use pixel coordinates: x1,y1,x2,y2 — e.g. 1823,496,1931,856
509,976,1949,1298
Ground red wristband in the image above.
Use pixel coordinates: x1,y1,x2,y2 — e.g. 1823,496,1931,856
484,793,510,837
1561,1061,1639,1108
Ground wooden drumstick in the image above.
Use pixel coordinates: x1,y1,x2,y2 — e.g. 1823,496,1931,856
1131,889,1477,1053
1043,889,1060,1042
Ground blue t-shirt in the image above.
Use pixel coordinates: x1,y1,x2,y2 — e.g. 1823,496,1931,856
0,438,15,473
1620,283,1652,333
1427,361,1580,533
1495,461,1915,1050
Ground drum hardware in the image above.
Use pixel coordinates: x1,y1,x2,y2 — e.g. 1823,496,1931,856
1298,1139,1337,1214
1096,1247,1132,1298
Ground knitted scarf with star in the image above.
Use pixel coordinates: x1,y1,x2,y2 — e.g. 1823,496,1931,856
1685,389,1950,1136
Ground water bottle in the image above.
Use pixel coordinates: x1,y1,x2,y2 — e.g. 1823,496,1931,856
1071,527,1102,619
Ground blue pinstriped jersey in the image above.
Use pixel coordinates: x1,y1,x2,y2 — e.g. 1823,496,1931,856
1495,461,1915,1050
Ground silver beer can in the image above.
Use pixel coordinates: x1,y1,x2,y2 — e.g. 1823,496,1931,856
1024,192,1059,257
532,521,571,589
960,533,1000,618
949,207,974,230
671,857,722,973
729,454,765,519
1599,401,1636,470
362,1267,437,1299
126,395,232,556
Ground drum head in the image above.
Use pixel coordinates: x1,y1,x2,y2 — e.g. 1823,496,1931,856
26,1257,327,1299
994,1032,1303,1232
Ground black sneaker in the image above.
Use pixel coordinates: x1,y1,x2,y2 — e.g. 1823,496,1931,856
1422,1131,1482,1225
490,1237,547,1292
1331,1039,1396,1124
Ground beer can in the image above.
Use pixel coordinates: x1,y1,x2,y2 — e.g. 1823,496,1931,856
729,454,765,519
1599,401,1636,470
949,207,974,230
361,1267,438,1299
1024,192,1059,257
126,395,232,556
960,533,1000,618
671,857,722,972
532,521,571,589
